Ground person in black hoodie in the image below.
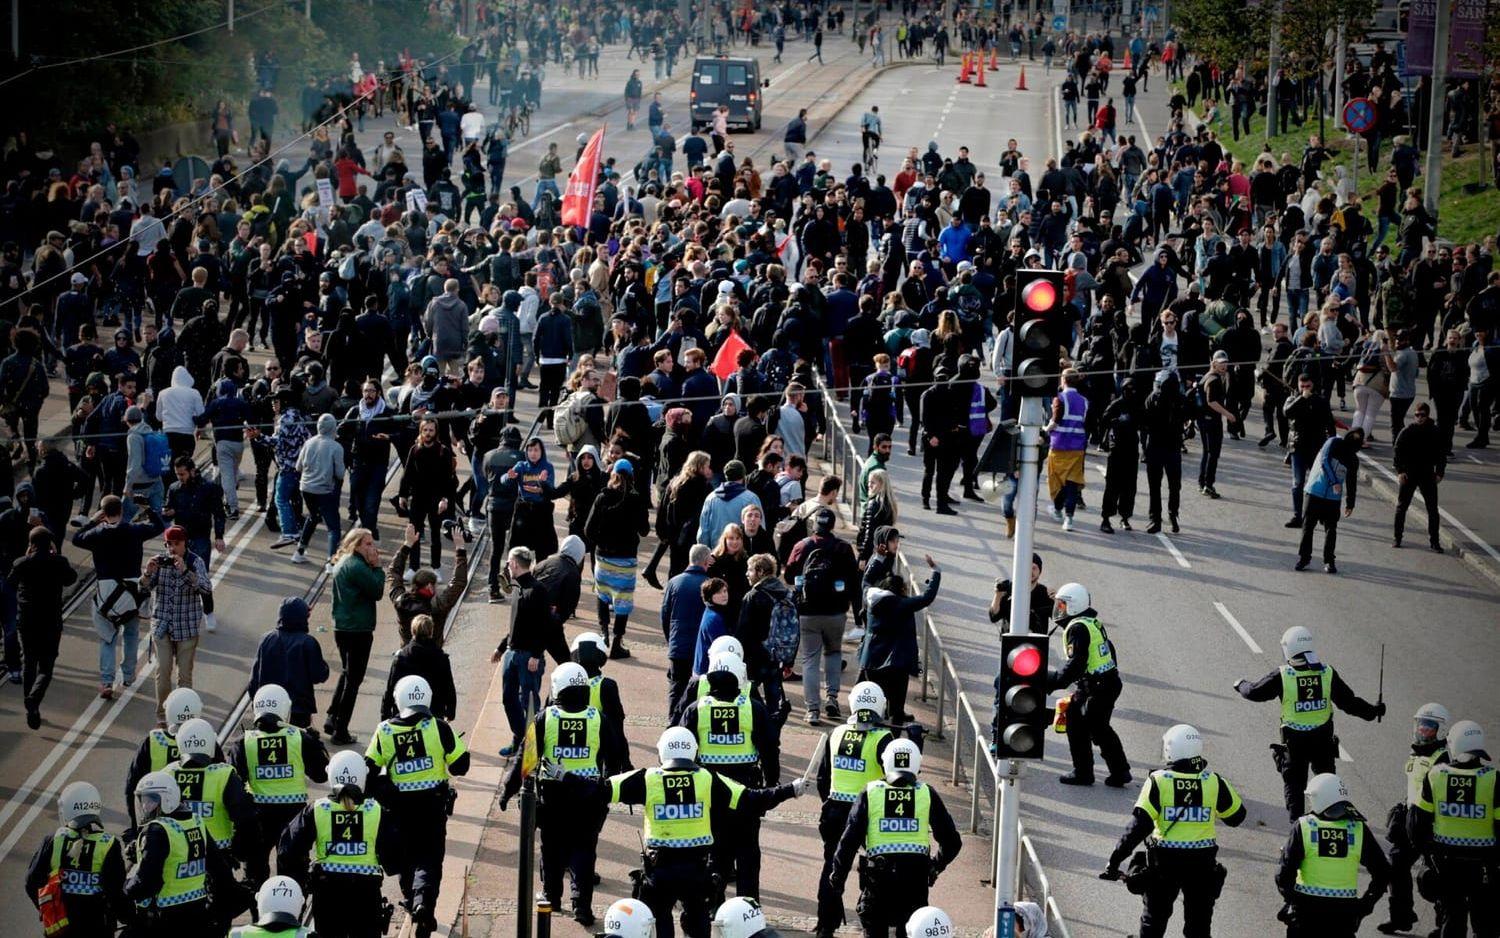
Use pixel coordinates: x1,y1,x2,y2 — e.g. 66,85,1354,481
1098,378,1143,533
1391,402,1445,551
342,380,397,535
9,526,77,728
604,375,654,455
398,416,459,574
382,612,458,720
701,394,740,473
584,460,650,659
558,445,606,544
248,597,330,729
1141,370,1186,534
1258,322,1296,447
323,308,371,391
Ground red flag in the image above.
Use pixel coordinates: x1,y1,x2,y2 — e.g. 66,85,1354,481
710,329,751,381
561,127,605,227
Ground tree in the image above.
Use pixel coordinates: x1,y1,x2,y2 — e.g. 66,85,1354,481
1172,0,1267,70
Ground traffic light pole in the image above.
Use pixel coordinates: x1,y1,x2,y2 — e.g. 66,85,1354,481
993,394,1047,938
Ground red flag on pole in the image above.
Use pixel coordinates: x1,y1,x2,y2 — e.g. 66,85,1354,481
561,127,605,227
710,329,752,381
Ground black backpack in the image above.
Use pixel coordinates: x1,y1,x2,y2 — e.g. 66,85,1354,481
795,540,842,610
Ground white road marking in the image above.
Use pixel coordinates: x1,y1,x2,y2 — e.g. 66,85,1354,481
1338,744,1353,763
1362,454,1500,564
1470,454,1482,464
0,509,259,862
1213,602,1263,654
1156,533,1191,568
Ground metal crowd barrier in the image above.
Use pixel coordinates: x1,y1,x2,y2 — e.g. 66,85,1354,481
811,376,1070,938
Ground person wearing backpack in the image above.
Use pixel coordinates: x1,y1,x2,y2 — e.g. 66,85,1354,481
554,370,607,455
784,507,861,726
859,354,900,455
739,552,797,726
124,406,168,518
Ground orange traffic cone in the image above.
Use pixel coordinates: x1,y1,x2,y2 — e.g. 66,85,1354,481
989,48,998,70
958,52,973,83
1015,65,1028,91
975,59,987,86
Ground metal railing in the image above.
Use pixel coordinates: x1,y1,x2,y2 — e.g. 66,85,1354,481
811,376,1070,938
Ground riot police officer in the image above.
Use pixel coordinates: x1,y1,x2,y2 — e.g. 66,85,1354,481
229,684,329,885
569,631,627,739
1047,583,1132,787
672,635,747,721
365,674,470,938
25,781,127,935
904,907,953,938
569,726,804,938
603,897,656,938
123,770,247,935
500,662,628,926
1275,773,1390,937
714,896,782,938
126,688,220,827
677,652,781,902
816,682,897,938
1380,702,1450,934
230,875,310,936
278,750,397,938
1234,626,1385,821
169,718,259,866
827,739,963,938
1408,720,1499,937
1100,724,1246,938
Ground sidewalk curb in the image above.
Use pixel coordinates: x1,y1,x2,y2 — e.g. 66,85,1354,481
1359,466,1500,590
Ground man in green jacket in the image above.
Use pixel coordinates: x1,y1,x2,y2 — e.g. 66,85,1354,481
325,528,385,744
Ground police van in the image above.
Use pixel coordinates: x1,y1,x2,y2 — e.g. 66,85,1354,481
690,55,768,132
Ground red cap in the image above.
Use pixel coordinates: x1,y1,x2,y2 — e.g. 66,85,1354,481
164,526,188,544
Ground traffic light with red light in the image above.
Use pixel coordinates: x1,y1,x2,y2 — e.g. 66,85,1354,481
1009,268,1067,399
994,633,1050,760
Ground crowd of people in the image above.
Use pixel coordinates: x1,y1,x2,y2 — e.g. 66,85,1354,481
3,1,1499,937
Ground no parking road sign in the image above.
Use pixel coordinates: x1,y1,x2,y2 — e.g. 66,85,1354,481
1342,97,1377,134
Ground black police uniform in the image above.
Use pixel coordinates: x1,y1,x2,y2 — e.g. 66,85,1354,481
677,671,781,901
24,824,128,935
1275,807,1391,937
1382,739,1448,932
277,787,402,938
122,809,249,936
1236,660,1382,821
500,683,629,922
1048,607,1132,785
227,714,329,885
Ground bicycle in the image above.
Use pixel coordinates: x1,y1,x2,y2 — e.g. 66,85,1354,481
861,133,880,174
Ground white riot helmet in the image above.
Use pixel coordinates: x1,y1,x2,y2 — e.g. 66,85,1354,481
571,631,608,664
604,898,657,938
905,907,954,938
1162,724,1204,764
394,675,434,717
708,652,748,691
254,875,304,926
849,681,888,723
175,718,217,762
58,781,104,827
1280,626,1315,663
252,683,292,722
881,738,923,780
1449,720,1488,762
657,727,699,768
1414,703,1452,745
134,771,182,819
551,662,590,697
707,635,745,661
1052,582,1091,620
1305,772,1351,815
713,897,768,938
163,687,203,732
328,750,369,795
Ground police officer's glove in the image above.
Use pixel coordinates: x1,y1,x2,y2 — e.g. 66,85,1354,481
499,793,511,812
1275,902,1296,925
1098,865,1122,882
1232,679,1250,697
540,761,565,781
791,778,808,797
927,865,940,887
1374,702,1387,720
1356,893,1380,919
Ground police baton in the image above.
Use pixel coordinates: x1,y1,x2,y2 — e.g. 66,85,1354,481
1376,643,1385,723
801,733,828,791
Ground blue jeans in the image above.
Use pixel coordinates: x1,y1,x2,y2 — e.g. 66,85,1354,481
1063,99,1078,126
1290,451,1310,518
298,489,342,559
351,464,385,532
1287,288,1310,323
502,649,544,748
469,451,488,516
276,468,302,537
533,179,560,210
1000,473,1020,519
94,609,138,685
1124,95,1136,123
128,479,164,521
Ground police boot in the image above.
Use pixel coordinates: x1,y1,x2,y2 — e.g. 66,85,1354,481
1377,918,1417,935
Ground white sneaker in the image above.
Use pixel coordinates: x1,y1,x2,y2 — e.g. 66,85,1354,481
204,613,218,633
1061,516,1074,532
843,627,866,643
290,550,310,565
70,513,88,527
270,534,299,550
1050,507,1065,523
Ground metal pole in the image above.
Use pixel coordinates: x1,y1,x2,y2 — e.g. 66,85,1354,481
517,703,537,938
1332,17,1345,124
951,707,964,784
934,660,947,740
305,0,312,20
992,395,1046,938
10,0,17,60
968,737,983,833
1265,0,1281,142
535,896,553,938
227,0,235,33
1422,0,1451,217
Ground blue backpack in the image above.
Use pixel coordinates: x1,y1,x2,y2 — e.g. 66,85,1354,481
142,431,172,477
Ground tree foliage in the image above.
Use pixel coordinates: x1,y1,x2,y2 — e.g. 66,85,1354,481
1172,0,1268,70
5,0,460,147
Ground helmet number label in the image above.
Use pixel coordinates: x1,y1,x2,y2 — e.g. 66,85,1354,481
1315,826,1349,858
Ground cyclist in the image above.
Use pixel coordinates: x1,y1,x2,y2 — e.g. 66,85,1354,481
860,106,883,169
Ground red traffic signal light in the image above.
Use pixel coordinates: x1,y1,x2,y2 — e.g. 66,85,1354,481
1007,643,1043,678
1020,277,1058,313
994,634,1051,760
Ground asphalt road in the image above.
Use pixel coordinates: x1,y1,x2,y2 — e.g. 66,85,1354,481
807,61,1500,938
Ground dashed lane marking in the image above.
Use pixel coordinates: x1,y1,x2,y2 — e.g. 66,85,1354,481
1213,602,1263,654
1156,533,1191,569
